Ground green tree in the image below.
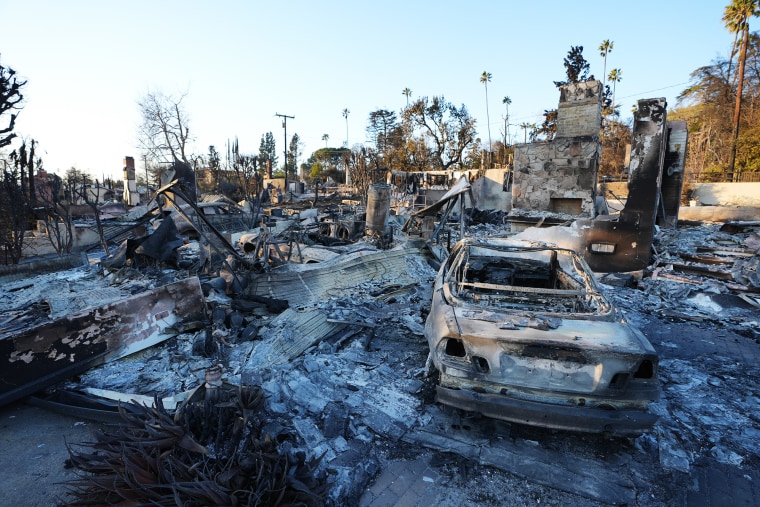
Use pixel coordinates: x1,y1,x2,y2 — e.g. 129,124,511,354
342,108,350,147
258,132,278,173
402,96,477,171
322,133,329,147
367,109,398,163
305,147,350,183
287,133,301,181
608,68,623,116
502,96,512,147
598,40,615,116
309,161,324,179
673,32,760,180
723,0,760,175
480,71,493,153
554,45,594,88
539,46,595,141
598,40,614,89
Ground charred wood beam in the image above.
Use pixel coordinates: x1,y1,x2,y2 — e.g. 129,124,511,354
0,277,205,408
669,262,733,280
696,246,755,257
679,254,735,265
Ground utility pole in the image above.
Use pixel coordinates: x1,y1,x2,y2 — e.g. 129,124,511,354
276,113,294,194
143,154,149,191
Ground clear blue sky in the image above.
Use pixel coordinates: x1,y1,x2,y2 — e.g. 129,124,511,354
1,0,734,181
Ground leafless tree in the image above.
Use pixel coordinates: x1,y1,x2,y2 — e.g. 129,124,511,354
402,96,477,171
230,138,262,228
36,172,74,256
346,146,383,205
137,91,192,166
0,58,25,149
73,174,110,255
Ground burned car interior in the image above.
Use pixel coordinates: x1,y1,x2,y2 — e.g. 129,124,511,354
449,243,610,315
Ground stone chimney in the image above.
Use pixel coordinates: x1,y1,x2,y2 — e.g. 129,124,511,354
123,156,140,205
556,80,603,138
509,80,602,219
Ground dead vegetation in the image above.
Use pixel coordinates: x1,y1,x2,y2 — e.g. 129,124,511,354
64,382,327,506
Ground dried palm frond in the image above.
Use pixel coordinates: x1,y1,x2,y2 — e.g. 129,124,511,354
63,383,326,506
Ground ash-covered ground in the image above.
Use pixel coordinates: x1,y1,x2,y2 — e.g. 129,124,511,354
1,221,758,506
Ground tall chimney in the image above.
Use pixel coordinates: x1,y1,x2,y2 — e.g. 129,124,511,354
123,156,139,205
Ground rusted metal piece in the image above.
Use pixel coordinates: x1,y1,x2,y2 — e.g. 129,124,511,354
402,176,474,246
425,238,659,436
0,277,206,407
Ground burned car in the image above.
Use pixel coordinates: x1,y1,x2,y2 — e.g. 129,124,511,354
425,238,659,436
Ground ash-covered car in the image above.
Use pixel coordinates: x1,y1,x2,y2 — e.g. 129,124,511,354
425,238,659,436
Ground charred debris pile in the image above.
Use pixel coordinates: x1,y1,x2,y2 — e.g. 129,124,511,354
64,381,326,506
2,181,440,505
0,175,758,504
633,220,760,328
1,81,759,504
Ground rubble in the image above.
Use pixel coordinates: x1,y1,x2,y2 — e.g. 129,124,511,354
0,275,205,407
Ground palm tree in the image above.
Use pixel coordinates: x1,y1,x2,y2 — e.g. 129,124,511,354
723,0,760,177
342,108,350,147
598,40,614,87
502,96,512,147
480,71,493,155
322,133,329,148
608,68,622,116
402,87,412,107
519,122,531,144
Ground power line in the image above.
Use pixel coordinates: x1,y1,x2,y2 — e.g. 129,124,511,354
617,81,691,101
